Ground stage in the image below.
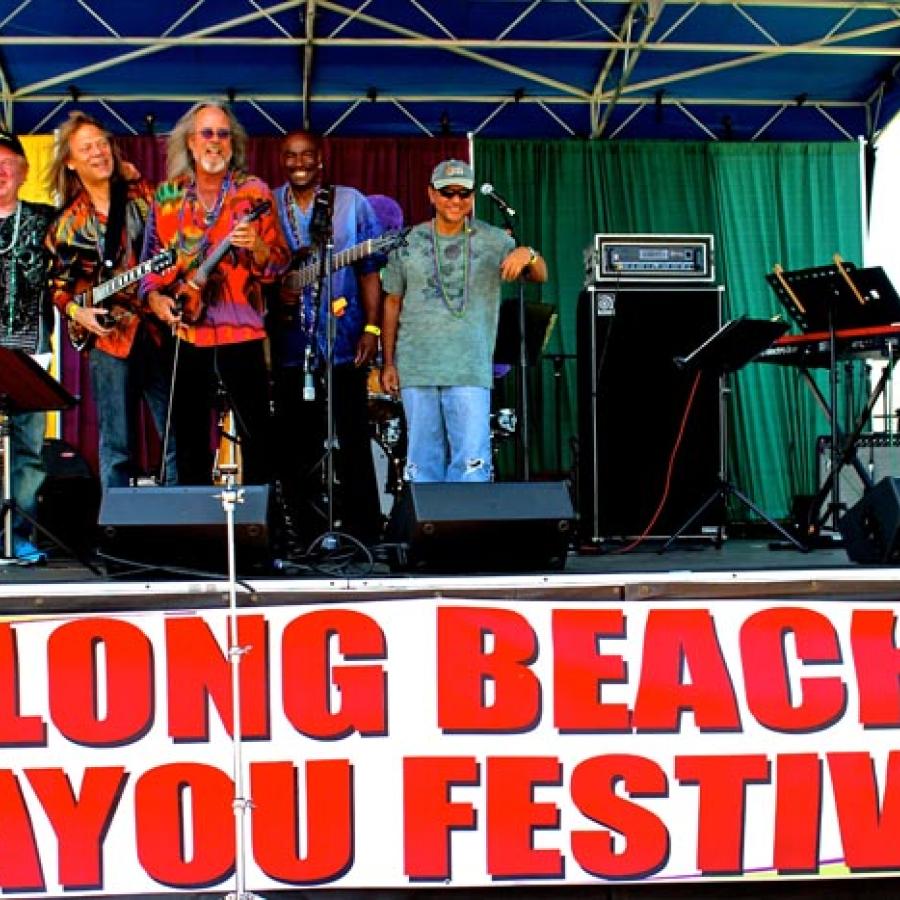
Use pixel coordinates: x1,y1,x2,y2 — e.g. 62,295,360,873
0,532,892,609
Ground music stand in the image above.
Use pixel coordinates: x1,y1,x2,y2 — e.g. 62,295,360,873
660,317,805,552
0,348,92,567
766,262,900,333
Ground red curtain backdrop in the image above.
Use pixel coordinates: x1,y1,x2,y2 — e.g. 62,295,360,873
59,134,469,479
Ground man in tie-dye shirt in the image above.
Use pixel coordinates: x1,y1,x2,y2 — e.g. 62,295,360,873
140,101,289,486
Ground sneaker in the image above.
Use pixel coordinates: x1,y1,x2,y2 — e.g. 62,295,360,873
13,538,47,565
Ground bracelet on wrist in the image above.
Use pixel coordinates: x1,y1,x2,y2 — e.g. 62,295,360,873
66,301,79,320
525,247,539,266
363,323,382,337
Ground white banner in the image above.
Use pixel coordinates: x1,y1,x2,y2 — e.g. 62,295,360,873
1,596,899,894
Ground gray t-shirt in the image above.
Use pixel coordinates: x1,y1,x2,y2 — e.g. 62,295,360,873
381,218,515,388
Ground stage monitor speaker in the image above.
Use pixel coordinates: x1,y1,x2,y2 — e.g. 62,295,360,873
37,439,100,555
838,477,900,564
387,481,574,572
98,485,271,571
576,286,722,542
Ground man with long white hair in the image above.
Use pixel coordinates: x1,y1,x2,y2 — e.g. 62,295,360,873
140,100,289,486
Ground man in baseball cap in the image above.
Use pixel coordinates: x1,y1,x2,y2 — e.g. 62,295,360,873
0,129,26,159
430,159,474,191
380,157,547,484
0,126,56,563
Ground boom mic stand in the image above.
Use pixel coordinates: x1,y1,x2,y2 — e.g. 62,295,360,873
484,194,532,481
310,186,339,543
217,468,263,900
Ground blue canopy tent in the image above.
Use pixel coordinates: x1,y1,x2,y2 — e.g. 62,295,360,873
1,0,899,141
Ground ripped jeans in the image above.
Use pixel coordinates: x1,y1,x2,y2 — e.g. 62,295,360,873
400,385,492,483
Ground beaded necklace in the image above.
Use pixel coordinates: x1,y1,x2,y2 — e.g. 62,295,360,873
0,202,22,337
430,217,471,318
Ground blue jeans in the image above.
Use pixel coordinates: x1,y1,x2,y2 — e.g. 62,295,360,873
401,386,492,482
10,409,46,537
90,328,177,491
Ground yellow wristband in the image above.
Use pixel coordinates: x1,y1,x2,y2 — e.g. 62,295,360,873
66,301,79,320
364,324,382,337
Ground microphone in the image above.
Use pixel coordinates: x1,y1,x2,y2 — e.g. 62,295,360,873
480,183,516,217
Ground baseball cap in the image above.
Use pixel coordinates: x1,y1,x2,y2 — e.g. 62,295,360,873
0,129,26,159
431,159,474,190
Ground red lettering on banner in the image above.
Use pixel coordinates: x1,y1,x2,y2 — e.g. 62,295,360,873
166,616,270,741
252,760,353,883
741,608,845,732
773,754,821,873
676,754,770,874
437,607,539,732
486,756,563,877
0,770,44,890
0,624,46,746
134,763,234,887
553,609,630,732
851,610,900,727
829,751,900,870
26,767,126,889
403,756,479,879
282,610,387,739
570,754,669,879
633,611,740,731
48,619,153,746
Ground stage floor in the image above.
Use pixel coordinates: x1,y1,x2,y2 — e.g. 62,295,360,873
0,532,896,613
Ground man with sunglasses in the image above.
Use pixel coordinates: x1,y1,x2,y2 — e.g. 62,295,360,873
140,101,289,487
381,159,547,483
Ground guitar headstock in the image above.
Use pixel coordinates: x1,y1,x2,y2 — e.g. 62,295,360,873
245,199,272,223
152,249,177,274
376,228,411,255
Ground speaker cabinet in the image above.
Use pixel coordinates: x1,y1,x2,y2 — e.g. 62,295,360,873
98,485,271,569
838,477,900,564
387,481,574,572
576,286,722,542
817,433,900,513
37,439,100,554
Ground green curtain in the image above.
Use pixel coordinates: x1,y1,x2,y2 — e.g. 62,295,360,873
473,138,863,519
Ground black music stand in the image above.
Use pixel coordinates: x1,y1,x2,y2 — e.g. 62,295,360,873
660,317,804,551
0,349,95,568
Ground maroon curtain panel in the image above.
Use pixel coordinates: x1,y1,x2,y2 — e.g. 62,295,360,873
59,133,469,479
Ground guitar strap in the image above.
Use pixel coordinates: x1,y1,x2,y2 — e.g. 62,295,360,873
101,177,129,273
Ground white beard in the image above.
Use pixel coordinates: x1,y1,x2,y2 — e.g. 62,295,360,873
198,153,228,175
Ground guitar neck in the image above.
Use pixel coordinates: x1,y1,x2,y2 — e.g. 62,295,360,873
197,239,233,284
92,257,158,303
295,239,376,289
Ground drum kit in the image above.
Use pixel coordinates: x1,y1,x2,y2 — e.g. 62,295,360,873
366,367,517,514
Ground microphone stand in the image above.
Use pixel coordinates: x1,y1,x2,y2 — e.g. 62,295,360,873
311,186,338,542
488,198,531,481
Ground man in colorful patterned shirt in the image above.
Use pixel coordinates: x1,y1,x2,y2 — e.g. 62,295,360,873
268,130,384,545
0,129,55,563
46,111,176,493
141,101,289,486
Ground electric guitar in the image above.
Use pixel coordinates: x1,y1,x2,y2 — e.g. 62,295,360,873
172,199,272,325
67,248,176,353
280,228,409,299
